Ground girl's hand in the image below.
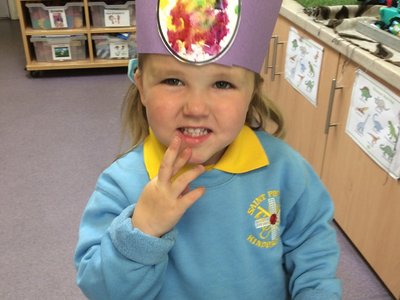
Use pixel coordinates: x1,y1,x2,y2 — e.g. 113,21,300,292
132,135,206,237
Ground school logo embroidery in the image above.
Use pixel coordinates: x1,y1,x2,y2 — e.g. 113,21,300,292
247,190,281,248
157,0,241,64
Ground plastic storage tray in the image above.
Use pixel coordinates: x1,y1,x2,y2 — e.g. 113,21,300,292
92,33,136,59
26,2,84,29
89,1,135,27
356,20,400,52
30,35,87,62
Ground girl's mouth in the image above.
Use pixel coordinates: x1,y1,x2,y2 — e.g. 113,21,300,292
179,127,211,137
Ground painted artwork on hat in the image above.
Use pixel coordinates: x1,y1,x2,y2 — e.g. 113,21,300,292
157,0,241,64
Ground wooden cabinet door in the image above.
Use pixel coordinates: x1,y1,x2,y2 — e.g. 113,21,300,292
321,56,400,298
262,16,290,104
263,16,340,175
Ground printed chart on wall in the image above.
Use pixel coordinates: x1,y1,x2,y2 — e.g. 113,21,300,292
346,70,400,179
285,27,323,106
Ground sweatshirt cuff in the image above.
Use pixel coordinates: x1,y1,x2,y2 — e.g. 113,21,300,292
294,288,341,300
109,205,177,265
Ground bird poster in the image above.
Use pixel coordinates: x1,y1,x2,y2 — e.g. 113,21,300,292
284,27,323,107
346,70,400,179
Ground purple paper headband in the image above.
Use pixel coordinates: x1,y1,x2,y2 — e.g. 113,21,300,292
136,0,282,73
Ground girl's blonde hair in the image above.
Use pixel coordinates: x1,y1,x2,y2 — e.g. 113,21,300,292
118,55,285,158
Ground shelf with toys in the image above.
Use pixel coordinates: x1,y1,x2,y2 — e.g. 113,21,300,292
16,0,137,75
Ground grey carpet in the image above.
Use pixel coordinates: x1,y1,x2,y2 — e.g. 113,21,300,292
0,19,394,300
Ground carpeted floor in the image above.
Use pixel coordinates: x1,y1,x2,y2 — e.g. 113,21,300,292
0,19,394,299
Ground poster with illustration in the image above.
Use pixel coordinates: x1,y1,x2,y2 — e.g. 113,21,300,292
109,41,129,59
49,9,67,28
346,70,400,179
51,44,71,61
104,9,130,27
285,27,323,106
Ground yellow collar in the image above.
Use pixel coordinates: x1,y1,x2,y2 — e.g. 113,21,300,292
143,126,269,180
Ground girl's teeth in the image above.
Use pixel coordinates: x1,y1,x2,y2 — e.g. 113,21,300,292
181,128,209,137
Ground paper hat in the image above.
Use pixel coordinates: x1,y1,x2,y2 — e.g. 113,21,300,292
135,0,282,73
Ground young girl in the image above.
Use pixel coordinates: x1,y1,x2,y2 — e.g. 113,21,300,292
74,0,342,299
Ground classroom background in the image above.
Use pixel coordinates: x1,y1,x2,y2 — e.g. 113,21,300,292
0,2,397,298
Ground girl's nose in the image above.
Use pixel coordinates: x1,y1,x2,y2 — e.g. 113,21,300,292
182,91,210,117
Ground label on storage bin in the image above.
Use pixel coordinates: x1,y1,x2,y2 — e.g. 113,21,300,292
104,9,130,27
51,44,72,61
49,9,68,28
109,41,129,59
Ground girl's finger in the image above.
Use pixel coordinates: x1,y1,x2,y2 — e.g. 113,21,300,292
179,186,206,210
158,135,182,183
171,147,192,176
172,165,206,198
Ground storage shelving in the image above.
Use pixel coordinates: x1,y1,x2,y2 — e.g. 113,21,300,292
263,15,400,298
16,0,136,74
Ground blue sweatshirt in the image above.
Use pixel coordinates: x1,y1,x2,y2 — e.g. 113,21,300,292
74,128,341,299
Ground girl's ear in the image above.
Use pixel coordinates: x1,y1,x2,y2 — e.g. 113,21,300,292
134,70,146,106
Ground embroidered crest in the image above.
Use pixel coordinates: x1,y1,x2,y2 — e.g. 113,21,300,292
247,190,281,248
157,0,241,64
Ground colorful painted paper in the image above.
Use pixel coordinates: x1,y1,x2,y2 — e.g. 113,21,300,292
285,27,324,106
157,0,240,64
346,70,400,179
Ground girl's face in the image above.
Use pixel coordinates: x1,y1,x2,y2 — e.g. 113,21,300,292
135,54,255,165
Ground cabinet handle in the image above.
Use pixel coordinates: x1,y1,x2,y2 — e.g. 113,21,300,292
324,79,343,134
266,35,284,81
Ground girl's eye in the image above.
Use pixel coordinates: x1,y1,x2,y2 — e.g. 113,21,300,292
161,78,182,86
214,81,233,89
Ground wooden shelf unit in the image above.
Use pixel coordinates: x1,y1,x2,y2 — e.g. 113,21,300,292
16,0,136,72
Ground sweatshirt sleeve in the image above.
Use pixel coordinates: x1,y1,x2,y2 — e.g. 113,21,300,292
281,159,342,300
74,170,176,300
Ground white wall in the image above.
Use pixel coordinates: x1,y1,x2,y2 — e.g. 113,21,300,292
0,0,10,18
8,0,18,19
0,0,18,19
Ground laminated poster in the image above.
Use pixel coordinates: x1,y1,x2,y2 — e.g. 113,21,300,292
109,41,129,59
51,44,71,61
346,70,400,179
104,9,130,27
285,27,323,106
49,9,67,28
